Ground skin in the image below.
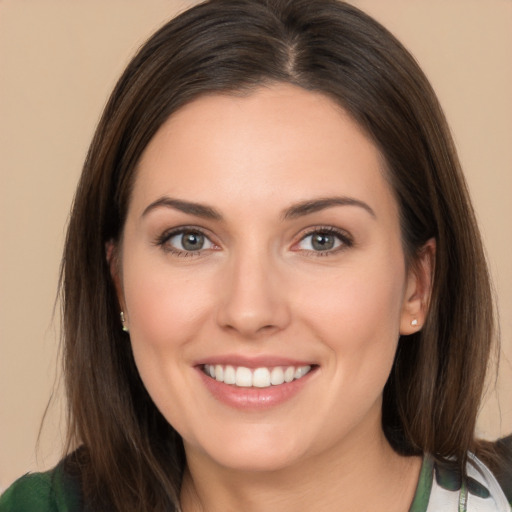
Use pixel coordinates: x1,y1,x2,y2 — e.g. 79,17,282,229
112,84,434,511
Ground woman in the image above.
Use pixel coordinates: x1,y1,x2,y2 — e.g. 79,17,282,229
1,0,510,510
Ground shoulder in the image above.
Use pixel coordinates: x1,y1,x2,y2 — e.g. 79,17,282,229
0,472,57,512
0,458,83,512
419,440,512,512
492,435,512,507
466,453,511,511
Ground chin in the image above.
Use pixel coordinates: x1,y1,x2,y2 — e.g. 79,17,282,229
212,448,303,473
186,428,310,473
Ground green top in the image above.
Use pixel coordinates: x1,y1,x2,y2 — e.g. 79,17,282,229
1,450,511,511
0,460,82,512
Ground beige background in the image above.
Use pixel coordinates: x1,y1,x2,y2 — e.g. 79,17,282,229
1,0,511,492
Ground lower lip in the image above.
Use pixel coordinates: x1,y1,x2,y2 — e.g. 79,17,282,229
197,367,316,410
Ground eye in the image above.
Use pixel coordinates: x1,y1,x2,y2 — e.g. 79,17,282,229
295,228,352,254
157,228,216,255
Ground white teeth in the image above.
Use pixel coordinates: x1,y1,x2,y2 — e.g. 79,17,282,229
203,364,312,388
270,367,285,385
224,365,236,385
294,366,311,379
253,368,271,388
284,366,295,383
235,367,252,387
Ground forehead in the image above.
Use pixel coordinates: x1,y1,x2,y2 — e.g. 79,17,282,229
131,84,397,222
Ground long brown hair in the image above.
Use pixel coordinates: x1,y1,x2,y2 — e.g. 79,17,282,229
61,0,496,509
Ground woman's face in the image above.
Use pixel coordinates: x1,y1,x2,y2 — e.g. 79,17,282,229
115,84,426,472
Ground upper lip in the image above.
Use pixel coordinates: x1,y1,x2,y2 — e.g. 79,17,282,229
194,354,316,369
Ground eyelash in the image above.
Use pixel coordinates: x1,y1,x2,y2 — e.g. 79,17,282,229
154,227,216,258
154,225,353,258
294,226,353,256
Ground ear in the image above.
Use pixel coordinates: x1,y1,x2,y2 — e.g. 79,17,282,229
106,240,125,311
399,238,436,335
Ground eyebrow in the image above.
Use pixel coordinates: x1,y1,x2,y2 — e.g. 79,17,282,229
142,197,223,220
141,195,376,221
282,196,376,220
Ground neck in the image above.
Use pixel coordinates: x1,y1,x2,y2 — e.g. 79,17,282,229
180,413,421,512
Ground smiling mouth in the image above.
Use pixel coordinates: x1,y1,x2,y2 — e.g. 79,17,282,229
202,364,313,388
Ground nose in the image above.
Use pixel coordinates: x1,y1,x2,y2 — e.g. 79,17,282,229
216,248,291,339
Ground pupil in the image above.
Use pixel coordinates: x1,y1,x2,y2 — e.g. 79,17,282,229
312,233,334,251
182,232,204,251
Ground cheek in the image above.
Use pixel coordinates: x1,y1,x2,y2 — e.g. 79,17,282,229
120,255,216,430
298,252,406,377
119,251,220,412
305,254,404,325
123,259,213,346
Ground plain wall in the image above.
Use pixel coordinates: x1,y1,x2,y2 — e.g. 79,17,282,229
1,0,511,492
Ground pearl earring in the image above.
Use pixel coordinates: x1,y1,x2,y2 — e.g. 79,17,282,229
120,311,129,332
411,318,419,327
